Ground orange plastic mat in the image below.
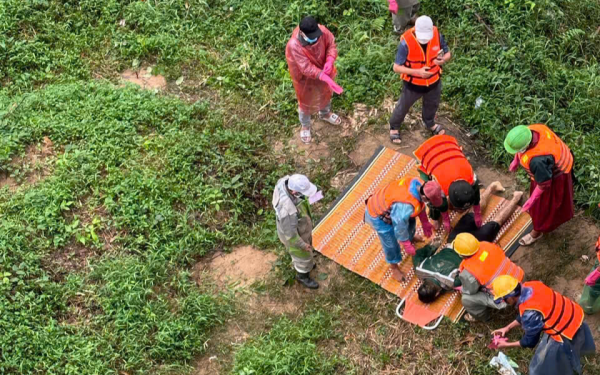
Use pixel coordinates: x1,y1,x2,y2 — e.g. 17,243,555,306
313,146,532,326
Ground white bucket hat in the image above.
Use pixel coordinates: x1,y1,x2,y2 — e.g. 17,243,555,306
288,174,317,197
415,16,434,43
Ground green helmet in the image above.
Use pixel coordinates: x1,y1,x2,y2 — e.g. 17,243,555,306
504,125,532,154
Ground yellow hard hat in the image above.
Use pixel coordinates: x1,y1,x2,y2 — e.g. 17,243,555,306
452,233,480,256
491,275,520,300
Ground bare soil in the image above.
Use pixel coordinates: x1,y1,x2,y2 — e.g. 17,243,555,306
120,67,167,90
194,246,278,289
0,136,56,190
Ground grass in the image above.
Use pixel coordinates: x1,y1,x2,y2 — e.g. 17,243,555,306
1,0,600,374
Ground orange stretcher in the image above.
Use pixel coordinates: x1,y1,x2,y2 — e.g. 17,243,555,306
313,146,532,329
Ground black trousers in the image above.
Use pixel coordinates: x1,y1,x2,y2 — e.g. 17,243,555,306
389,81,442,131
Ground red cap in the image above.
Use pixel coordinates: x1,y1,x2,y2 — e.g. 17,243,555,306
423,180,443,207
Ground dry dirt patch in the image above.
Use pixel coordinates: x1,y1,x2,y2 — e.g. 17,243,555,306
0,136,56,190
194,246,277,289
120,68,167,90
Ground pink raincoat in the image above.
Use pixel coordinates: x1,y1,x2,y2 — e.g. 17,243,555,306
285,25,338,114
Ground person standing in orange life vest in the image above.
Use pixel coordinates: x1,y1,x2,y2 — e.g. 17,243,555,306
365,177,439,282
491,276,595,375
389,16,451,144
504,124,575,246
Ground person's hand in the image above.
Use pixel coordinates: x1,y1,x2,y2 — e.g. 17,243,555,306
433,57,445,66
521,198,534,212
473,206,483,228
323,56,335,76
400,240,416,256
509,153,520,172
432,219,441,230
319,73,344,94
388,0,398,14
304,243,314,252
495,340,510,350
492,327,510,338
414,67,433,79
585,269,600,286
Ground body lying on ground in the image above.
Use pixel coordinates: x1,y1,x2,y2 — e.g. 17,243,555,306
413,183,524,321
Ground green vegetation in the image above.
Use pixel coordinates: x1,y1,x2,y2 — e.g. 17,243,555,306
231,311,342,375
1,0,599,374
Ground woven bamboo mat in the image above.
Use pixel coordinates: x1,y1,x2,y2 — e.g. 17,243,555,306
313,146,532,325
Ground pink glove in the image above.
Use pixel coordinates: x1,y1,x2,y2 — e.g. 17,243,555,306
319,73,343,94
441,211,452,233
388,0,398,14
322,56,335,76
400,240,416,256
585,269,600,286
473,205,482,228
488,335,508,350
418,210,433,237
453,286,462,292
522,186,544,212
509,153,520,172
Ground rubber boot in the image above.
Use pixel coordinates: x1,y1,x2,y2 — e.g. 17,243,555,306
296,272,319,289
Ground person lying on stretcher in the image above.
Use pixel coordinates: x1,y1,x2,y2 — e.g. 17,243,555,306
413,182,525,322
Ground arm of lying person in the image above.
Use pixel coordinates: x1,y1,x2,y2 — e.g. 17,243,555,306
457,269,481,295
412,244,437,267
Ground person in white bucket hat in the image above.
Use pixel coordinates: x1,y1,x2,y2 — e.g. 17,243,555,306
389,15,451,144
272,174,323,289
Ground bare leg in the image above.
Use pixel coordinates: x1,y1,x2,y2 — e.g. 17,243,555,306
491,191,524,227
390,263,406,282
479,181,506,212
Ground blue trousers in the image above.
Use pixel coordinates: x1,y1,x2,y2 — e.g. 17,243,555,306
364,209,414,264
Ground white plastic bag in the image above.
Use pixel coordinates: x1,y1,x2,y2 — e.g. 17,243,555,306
489,351,520,375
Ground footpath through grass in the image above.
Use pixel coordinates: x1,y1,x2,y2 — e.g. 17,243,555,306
1,0,599,374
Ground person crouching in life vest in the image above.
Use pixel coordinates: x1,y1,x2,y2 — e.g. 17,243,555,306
579,230,600,315
504,124,575,246
365,177,439,281
453,232,524,322
414,135,483,231
491,276,596,375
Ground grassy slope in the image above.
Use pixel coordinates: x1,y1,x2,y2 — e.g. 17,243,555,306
0,0,599,374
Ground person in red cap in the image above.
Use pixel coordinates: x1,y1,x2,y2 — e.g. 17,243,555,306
365,177,438,281
286,16,343,144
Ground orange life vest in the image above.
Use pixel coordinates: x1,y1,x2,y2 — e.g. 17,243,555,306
520,124,573,179
367,177,424,219
519,281,585,343
413,135,474,195
400,27,442,87
459,242,525,289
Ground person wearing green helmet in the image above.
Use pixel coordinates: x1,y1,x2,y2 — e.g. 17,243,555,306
504,124,574,246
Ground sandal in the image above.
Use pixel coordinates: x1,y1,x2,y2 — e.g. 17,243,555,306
390,131,402,144
300,128,311,144
430,124,446,135
319,112,341,125
519,233,543,246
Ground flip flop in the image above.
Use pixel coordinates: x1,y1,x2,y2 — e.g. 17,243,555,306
390,132,402,144
430,124,446,135
519,233,543,246
300,129,311,144
319,112,341,125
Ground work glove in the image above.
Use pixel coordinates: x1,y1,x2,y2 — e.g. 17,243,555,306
400,240,416,256
322,56,335,76
319,73,344,94
421,220,433,238
522,186,544,212
585,269,600,286
453,286,462,292
473,205,482,228
509,153,520,172
441,211,452,233
388,0,398,14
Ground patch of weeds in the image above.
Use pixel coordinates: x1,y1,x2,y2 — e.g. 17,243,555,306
230,310,345,375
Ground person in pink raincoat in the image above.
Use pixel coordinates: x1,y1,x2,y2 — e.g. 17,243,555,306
286,16,343,144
